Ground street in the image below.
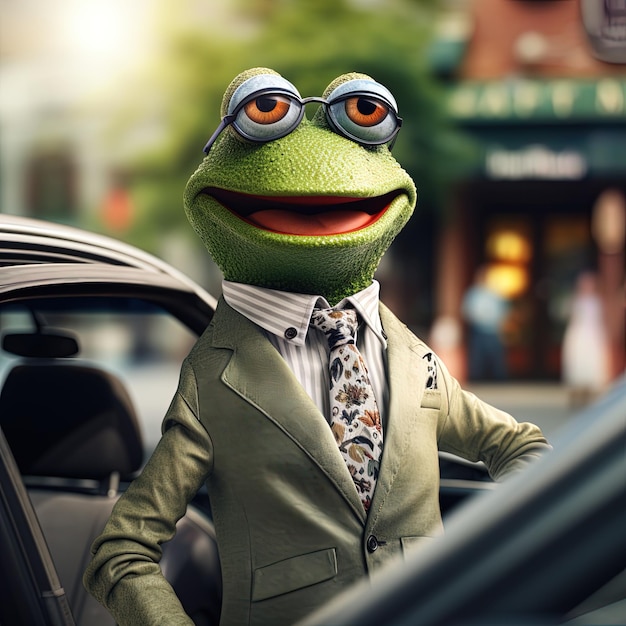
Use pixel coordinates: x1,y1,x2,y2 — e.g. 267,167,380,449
466,382,577,439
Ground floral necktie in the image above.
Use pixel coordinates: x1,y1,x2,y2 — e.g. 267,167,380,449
310,308,383,512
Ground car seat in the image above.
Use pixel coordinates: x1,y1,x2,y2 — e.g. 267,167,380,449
0,359,222,626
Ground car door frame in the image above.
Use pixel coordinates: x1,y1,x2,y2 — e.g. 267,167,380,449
0,427,76,626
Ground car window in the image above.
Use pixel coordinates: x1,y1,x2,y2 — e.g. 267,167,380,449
0,296,197,460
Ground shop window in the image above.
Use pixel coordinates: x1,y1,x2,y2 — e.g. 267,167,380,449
484,218,532,299
543,214,593,324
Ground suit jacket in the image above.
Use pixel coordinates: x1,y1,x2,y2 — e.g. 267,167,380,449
84,298,550,626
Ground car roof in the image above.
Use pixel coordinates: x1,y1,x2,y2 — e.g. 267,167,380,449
0,215,217,334
0,215,217,305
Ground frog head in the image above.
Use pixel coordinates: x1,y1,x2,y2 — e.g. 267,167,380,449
184,67,417,304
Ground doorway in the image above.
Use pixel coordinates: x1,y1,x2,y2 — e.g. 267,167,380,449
471,182,595,380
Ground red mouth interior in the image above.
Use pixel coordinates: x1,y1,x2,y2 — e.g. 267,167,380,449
202,188,400,236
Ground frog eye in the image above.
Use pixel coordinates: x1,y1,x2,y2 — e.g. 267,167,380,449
227,74,304,142
343,96,391,128
243,95,292,125
234,93,303,141
325,79,401,146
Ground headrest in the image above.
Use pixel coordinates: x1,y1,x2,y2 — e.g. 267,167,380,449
0,363,143,480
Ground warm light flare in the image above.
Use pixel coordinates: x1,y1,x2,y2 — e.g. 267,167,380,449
487,229,532,263
486,264,529,298
60,0,146,65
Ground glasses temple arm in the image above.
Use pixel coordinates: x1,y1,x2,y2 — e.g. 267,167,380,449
203,115,235,154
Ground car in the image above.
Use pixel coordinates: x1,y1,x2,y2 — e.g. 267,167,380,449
0,215,495,625
0,215,222,625
299,375,626,626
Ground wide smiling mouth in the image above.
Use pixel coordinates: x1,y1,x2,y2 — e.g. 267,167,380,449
200,187,402,236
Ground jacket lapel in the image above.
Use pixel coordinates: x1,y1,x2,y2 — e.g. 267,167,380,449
210,300,366,521
366,304,429,524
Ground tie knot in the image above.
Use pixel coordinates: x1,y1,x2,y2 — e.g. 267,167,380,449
310,308,358,349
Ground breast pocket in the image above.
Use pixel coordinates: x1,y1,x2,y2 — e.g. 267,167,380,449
252,548,338,602
420,390,441,410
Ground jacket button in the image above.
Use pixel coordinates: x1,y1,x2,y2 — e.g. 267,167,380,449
366,535,379,553
284,327,298,340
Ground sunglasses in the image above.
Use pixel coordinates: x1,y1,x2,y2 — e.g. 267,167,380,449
203,75,402,155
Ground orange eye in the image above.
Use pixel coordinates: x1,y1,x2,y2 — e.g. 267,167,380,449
344,97,389,127
243,96,292,125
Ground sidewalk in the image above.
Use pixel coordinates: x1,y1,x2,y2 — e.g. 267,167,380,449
465,382,573,437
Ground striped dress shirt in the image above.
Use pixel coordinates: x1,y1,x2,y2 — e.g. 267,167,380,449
222,280,389,424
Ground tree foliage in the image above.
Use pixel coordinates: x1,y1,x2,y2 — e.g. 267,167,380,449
111,0,471,257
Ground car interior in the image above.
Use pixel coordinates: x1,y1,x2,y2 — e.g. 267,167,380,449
0,327,222,626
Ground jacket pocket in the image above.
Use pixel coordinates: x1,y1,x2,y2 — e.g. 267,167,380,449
252,548,338,602
401,536,435,558
420,390,441,410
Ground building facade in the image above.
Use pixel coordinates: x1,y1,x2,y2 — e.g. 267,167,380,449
431,0,625,383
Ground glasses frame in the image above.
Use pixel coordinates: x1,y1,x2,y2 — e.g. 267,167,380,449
202,87,403,155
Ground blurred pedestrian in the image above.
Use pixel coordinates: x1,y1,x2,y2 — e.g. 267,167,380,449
462,265,509,381
562,271,610,407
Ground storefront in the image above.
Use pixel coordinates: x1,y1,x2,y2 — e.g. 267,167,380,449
437,77,626,381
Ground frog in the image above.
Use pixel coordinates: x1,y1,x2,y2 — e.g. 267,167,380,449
84,67,550,626
184,66,417,304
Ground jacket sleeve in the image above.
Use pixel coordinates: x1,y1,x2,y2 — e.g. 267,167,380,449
434,356,551,481
83,359,213,626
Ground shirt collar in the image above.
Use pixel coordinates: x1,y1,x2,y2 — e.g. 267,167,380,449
222,280,386,348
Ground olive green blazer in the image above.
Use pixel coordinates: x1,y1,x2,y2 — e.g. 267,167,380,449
84,299,549,626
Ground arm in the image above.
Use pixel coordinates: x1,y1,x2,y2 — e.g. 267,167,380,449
83,360,213,626
435,357,551,481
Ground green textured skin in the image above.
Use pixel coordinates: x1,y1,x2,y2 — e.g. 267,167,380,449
184,68,417,305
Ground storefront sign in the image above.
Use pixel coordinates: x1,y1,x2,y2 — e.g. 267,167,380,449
449,79,626,121
486,145,588,180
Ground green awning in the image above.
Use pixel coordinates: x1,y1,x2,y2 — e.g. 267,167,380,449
463,127,626,179
447,78,626,123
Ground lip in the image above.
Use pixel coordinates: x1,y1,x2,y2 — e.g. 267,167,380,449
200,187,401,236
